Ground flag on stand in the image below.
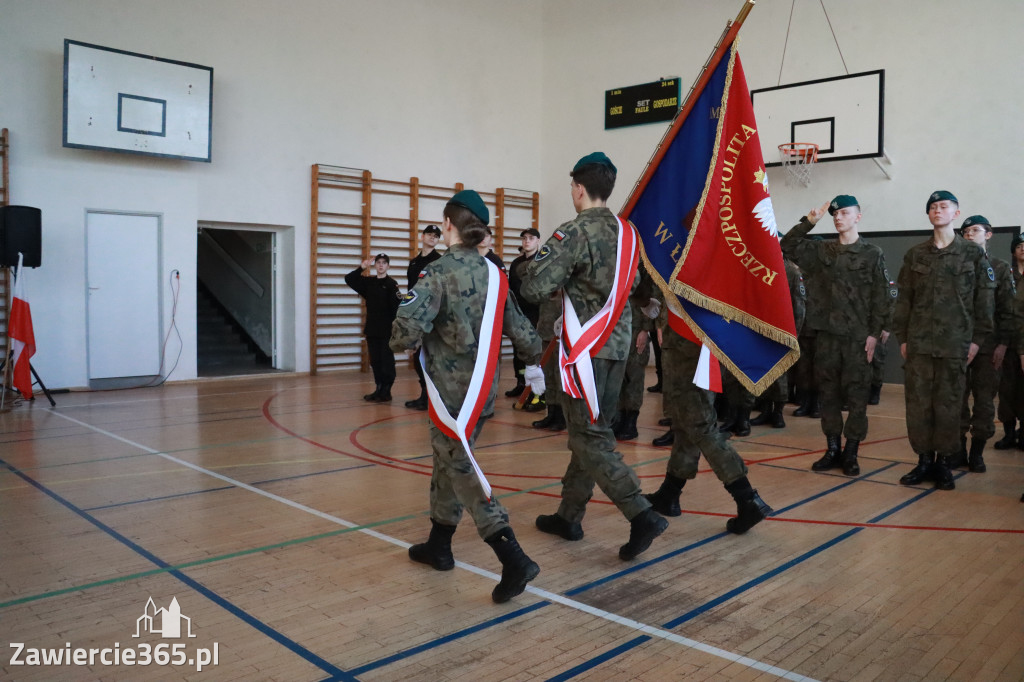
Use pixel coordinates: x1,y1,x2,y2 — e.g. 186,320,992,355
621,38,798,395
9,253,36,400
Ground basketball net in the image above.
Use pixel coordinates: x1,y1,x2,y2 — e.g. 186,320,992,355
778,142,818,187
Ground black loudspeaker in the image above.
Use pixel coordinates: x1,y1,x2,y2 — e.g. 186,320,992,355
0,205,42,268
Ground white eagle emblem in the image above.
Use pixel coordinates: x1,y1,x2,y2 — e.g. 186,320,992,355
751,168,777,237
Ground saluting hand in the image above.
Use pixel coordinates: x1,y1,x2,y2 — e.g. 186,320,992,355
361,258,374,269
806,201,830,226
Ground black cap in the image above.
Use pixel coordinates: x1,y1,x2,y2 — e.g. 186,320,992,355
422,224,441,236
520,228,540,238
1011,233,1024,253
374,253,390,263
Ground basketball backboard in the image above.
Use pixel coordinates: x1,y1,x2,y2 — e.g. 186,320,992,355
751,69,884,167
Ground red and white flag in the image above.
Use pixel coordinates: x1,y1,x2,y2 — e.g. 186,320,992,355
9,252,36,399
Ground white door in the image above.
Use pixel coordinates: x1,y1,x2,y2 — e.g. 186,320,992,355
86,212,161,379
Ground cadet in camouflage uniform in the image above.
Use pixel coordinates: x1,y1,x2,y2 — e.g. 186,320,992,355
391,190,544,603
956,215,1015,473
612,266,659,441
530,292,566,431
995,234,1024,449
750,258,806,428
642,323,774,535
894,191,995,491
781,195,892,475
520,152,668,561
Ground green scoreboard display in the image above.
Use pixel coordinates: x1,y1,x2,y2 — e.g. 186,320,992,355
605,78,680,130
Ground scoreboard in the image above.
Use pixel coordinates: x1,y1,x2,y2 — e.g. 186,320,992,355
605,78,680,130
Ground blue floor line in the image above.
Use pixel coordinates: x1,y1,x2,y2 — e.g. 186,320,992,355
1,456,356,681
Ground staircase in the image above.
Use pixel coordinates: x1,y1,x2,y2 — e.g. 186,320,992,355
197,285,273,376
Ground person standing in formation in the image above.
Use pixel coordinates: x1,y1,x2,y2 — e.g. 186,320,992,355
506,228,543,398
345,253,401,402
894,191,995,491
781,195,892,475
390,189,545,603
403,224,443,410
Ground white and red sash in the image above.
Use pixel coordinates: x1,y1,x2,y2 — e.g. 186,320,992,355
559,217,640,423
420,258,507,500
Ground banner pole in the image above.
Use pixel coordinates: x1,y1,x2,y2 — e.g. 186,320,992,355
619,0,756,219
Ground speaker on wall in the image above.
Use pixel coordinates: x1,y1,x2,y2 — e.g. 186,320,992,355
0,205,42,268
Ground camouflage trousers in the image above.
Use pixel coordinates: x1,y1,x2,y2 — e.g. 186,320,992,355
961,352,1000,441
795,331,817,392
997,352,1024,427
662,331,748,485
815,332,872,441
904,353,968,457
617,327,650,412
540,336,563,404
557,357,649,524
428,420,510,539
871,337,889,387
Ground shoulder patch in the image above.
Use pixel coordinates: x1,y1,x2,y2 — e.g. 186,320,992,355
553,229,568,242
534,245,552,262
418,271,427,279
399,290,418,307
798,283,806,296
987,266,996,282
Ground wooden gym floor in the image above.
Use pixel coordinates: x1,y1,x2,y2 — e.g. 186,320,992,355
1,366,1023,681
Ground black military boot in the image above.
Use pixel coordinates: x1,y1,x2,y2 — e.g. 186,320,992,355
731,408,751,437
505,376,526,398
899,452,935,486
652,429,674,446
948,436,968,469
933,455,956,490
535,513,583,541
841,439,861,476
749,401,773,426
770,402,786,428
619,508,668,560
485,527,540,603
363,384,382,401
868,384,882,405
376,383,393,402
532,405,555,429
408,519,457,571
658,416,672,426
609,409,626,434
812,435,842,471
793,390,814,417
809,394,822,419
718,406,737,433
614,410,639,441
405,386,428,410
994,420,1017,449
546,405,566,431
968,438,988,473
724,477,773,534
643,473,686,517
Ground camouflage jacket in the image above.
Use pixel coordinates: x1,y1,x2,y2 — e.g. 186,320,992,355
781,217,892,339
785,258,807,335
985,256,1016,352
894,235,995,358
390,245,541,415
520,207,637,361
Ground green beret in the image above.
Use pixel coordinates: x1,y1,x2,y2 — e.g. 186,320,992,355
573,152,617,175
1011,233,1024,252
828,195,859,215
447,189,489,225
961,215,990,231
926,190,958,211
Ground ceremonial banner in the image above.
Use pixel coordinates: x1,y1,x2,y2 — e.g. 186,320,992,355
621,40,798,394
9,253,37,400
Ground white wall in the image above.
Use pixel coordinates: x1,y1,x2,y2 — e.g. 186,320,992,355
0,0,543,388
3,0,1022,389
539,0,1024,235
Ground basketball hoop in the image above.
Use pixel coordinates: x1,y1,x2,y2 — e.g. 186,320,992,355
778,142,819,187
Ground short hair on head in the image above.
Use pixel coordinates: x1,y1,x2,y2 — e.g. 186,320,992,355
570,163,616,202
443,203,488,248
